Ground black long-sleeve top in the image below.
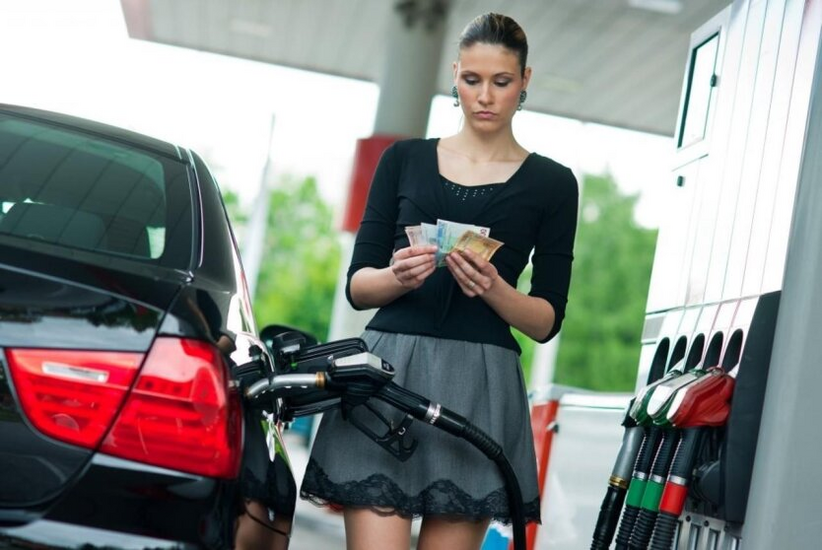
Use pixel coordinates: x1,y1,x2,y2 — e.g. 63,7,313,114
346,138,578,353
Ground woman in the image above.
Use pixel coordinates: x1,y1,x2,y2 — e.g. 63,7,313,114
302,12,578,550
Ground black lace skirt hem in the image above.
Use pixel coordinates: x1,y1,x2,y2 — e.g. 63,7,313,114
300,458,541,526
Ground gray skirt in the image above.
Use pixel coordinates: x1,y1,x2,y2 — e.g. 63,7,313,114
300,330,541,524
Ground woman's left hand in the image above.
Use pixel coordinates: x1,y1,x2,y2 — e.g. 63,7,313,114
445,248,498,297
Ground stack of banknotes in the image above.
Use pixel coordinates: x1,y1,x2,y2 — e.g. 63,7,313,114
405,219,504,266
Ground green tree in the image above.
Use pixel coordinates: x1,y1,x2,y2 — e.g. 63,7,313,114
247,176,341,341
554,173,657,391
222,189,248,225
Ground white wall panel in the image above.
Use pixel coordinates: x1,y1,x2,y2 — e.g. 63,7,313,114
722,0,786,300
704,0,766,301
676,305,703,343
683,155,719,306
742,0,804,297
712,298,739,346
644,163,700,312
681,2,747,305
762,0,822,292
683,152,721,305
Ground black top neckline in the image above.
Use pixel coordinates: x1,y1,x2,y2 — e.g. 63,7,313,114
440,175,504,189
432,137,535,187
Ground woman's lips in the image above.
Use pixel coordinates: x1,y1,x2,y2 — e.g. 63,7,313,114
474,111,496,120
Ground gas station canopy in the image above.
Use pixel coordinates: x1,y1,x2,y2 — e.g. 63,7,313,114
120,0,727,136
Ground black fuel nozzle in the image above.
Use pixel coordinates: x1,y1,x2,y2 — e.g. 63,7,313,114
234,343,268,379
327,353,420,462
270,331,309,373
327,352,396,407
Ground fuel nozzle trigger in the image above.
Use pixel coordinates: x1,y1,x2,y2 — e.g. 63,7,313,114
343,401,418,462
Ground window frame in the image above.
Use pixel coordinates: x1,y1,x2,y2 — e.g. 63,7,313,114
672,6,731,169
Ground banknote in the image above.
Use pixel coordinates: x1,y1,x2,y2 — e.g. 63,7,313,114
421,223,438,246
436,220,490,266
405,225,424,246
451,230,504,262
405,224,438,247
404,220,500,266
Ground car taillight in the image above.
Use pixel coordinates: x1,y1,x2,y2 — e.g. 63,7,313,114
6,337,243,480
100,337,243,479
6,349,144,448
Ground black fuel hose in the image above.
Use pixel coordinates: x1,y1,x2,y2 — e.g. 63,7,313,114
615,426,663,549
590,425,644,549
628,429,680,549
648,428,703,549
376,382,527,550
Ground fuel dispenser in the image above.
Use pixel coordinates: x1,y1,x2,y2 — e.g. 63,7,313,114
591,291,780,549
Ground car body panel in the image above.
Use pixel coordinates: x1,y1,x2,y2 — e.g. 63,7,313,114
0,254,171,351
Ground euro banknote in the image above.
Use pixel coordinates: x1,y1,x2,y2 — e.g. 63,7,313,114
405,219,501,266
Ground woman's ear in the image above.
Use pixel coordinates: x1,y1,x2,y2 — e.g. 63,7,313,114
452,60,459,81
523,66,532,89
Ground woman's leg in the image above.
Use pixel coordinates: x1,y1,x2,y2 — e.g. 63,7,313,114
234,499,291,550
416,516,491,550
343,507,413,550
417,516,491,550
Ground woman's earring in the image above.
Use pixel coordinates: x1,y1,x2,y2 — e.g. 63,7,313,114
452,85,460,107
518,90,528,111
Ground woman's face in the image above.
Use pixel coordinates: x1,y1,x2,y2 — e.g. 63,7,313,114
454,43,531,133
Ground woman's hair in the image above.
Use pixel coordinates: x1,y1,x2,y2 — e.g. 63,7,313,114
458,13,528,75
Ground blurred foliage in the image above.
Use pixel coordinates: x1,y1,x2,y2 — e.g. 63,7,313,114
224,176,341,341
553,173,657,392
222,189,248,225
254,176,341,340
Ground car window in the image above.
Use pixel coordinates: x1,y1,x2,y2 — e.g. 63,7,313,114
0,114,193,269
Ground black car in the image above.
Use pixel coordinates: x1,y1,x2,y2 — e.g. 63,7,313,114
0,104,295,549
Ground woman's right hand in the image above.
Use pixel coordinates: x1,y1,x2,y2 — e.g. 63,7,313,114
391,245,438,290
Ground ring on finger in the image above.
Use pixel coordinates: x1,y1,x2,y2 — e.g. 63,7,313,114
468,280,476,289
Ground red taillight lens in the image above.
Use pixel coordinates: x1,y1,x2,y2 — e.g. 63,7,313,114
6,349,144,448
100,338,242,479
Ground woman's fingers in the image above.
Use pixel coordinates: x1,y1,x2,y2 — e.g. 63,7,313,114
392,245,437,287
445,253,480,295
394,244,437,261
403,258,436,282
446,249,495,296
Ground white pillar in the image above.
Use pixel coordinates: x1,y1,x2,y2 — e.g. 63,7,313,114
326,233,381,341
242,114,276,299
373,0,450,138
529,337,560,388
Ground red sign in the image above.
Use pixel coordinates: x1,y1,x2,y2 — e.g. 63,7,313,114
341,135,403,233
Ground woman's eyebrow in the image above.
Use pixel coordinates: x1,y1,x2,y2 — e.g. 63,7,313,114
459,70,516,77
